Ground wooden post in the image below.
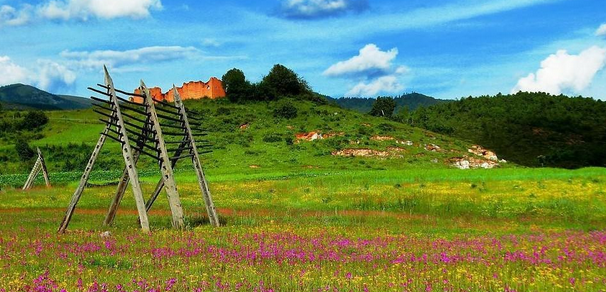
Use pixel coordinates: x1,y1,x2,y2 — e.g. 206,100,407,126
141,81,185,229
104,113,151,226
173,86,220,226
38,148,51,187
104,67,151,233
58,115,112,233
22,157,41,190
103,150,141,226
145,136,189,212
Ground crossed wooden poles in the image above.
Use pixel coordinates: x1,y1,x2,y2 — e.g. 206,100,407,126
22,148,50,190
58,66,219,233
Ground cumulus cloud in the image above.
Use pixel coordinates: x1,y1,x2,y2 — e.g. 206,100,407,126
60,46,199,70
0,0,161,26
512,46,606,95
39,0,162,20
280,0,368,20
0,56,76,92
37,60,77,92
346,75,404,96
324,44,399,77
0,56,30,85
597,24,606,37
325,44,410,96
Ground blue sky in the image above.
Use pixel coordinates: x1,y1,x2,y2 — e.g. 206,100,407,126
0,0,605,99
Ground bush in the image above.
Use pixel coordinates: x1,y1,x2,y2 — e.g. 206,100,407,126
263,134,283,143
20,111,49,130
15,139,35,161
273,101,298,119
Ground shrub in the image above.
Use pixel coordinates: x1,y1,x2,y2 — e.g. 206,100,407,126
273,101,298,119
15,139,35,161
263,134,283,143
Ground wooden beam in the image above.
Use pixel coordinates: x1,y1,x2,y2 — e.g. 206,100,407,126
104,117,152,226
145,136,189,212
58,115,112,233
22,157,41,190
38,148,51,188
141,81,185,229
104,66,150,233
173,86,220,227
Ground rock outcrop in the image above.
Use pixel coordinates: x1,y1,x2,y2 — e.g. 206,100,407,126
131,77,226,103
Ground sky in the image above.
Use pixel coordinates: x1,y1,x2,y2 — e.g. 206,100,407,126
0,0,605,100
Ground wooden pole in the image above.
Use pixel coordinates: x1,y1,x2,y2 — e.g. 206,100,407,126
141,81,185,229
22,157,41,190
104,67,151,233
103,150,141,226
38,148,51,187
104,114,151,226
173,86,220,226
58,113,112,233
145,136,189,212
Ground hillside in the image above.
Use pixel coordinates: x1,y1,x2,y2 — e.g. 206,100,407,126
408,92,606,168
330,93,451,113
0,98,506,175
0,84,91,110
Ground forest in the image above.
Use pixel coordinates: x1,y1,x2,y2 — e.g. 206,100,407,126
402,92,606,168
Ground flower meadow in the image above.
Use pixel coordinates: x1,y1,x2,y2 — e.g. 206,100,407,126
1,168,606,291
1,224,605,291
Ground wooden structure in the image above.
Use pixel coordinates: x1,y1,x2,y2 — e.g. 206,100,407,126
22,147,50,190
58,66,218,233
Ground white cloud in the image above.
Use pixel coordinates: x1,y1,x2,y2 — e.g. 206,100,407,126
60,46,199,70
0,56,30,85
0,56,76,92
37,60,77,92
512,46,606,95
280,0,367,19
324,44,398,77
39,0,162,20
201,38,221,48
324,43,409,96
597,24,606,37
0,0,161,26
0,4,32,26
346,75,404,97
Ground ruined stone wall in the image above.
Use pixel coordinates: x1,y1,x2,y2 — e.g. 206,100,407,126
131,78,226,103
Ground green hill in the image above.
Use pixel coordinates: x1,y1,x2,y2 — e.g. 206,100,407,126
0,98,497,175
330,93,451,113
0,84,91,110
407,92,606,168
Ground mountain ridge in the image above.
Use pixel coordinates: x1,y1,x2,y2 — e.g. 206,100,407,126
0,84,91,110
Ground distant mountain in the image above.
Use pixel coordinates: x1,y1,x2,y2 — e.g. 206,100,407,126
0,84,91,110
329,93,451,113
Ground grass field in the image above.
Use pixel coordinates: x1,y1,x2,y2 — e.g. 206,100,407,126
1,167,605,291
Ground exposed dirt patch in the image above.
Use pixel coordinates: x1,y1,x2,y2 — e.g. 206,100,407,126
468,145,499,161
425,144,441,152
449,156,499,169
332,148,404,158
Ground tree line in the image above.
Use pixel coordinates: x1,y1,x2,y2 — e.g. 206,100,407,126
367,92,606,168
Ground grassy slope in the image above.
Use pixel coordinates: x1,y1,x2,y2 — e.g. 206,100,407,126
0,98,487,174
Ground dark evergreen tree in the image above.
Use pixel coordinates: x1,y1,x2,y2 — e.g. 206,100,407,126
369,97,396,117
259,64,311,100
222,68,252,103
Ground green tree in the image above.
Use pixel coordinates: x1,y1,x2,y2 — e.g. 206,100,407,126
20,111,49,130
15,139,35,161
369,97,396,118
259,64,311,100
222,68,252,103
